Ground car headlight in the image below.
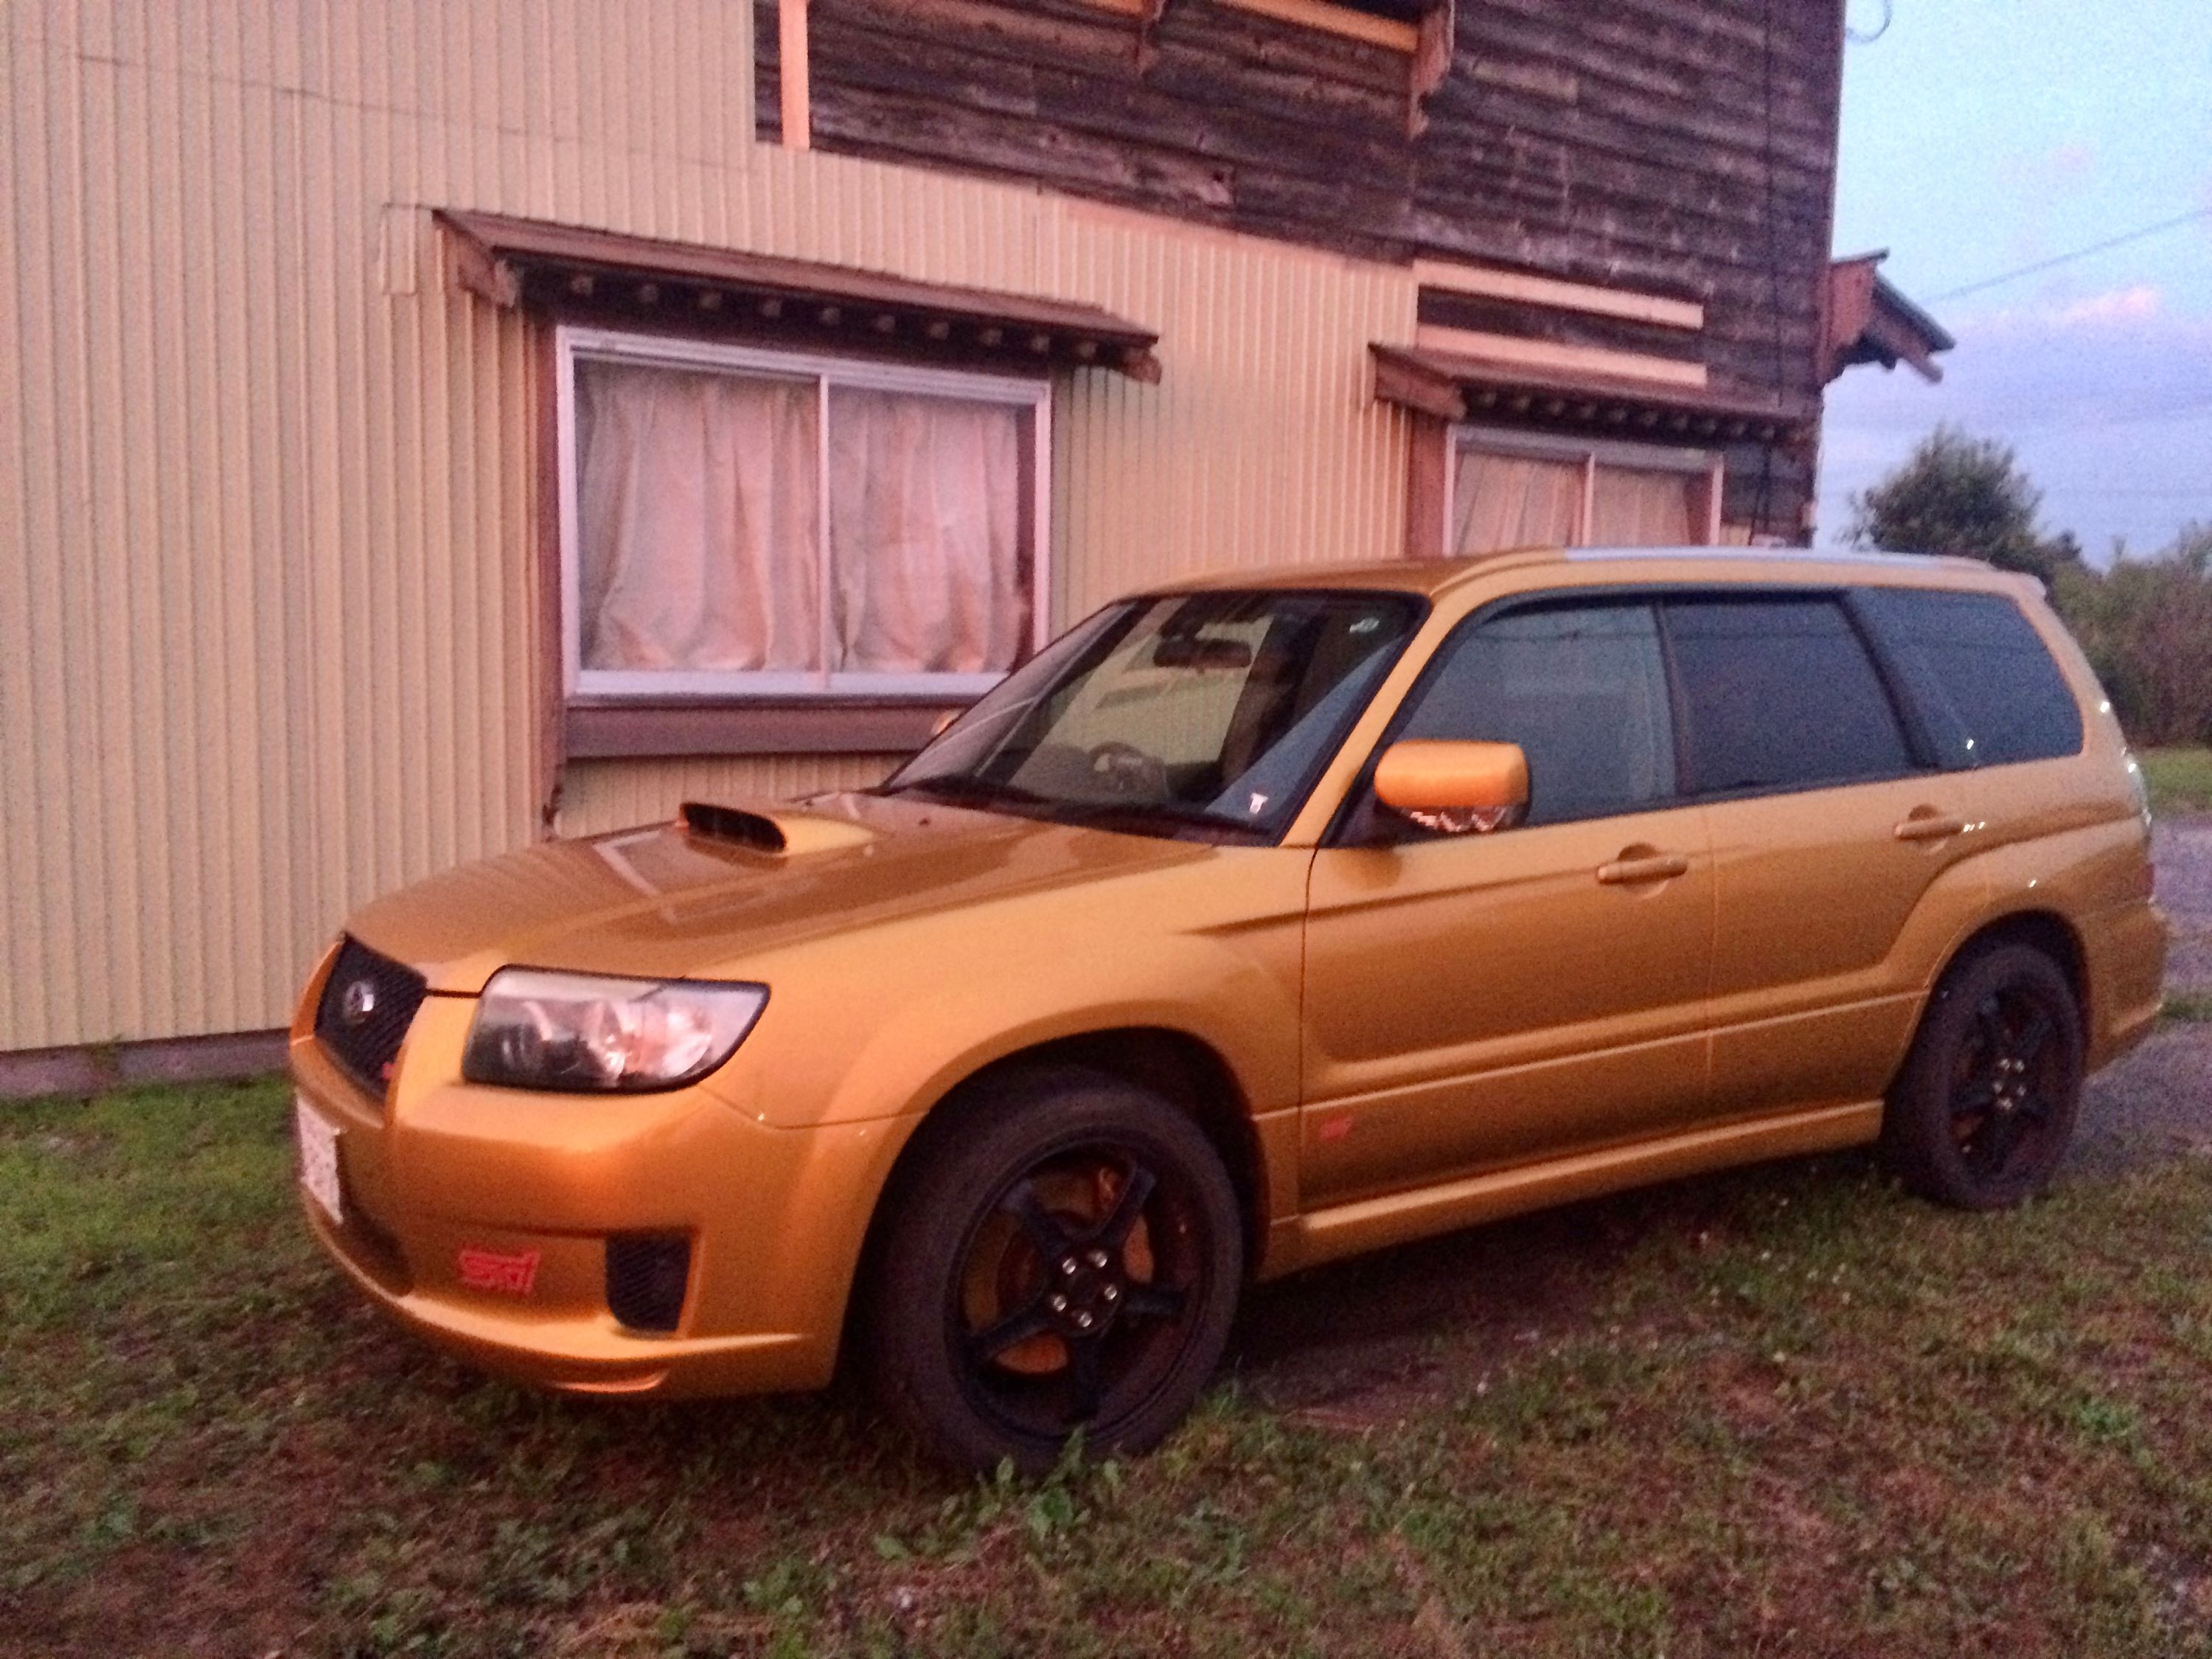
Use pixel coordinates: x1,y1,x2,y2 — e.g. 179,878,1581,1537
462,969,768,1093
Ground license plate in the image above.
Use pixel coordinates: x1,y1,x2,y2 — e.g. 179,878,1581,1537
295,1096,342,1223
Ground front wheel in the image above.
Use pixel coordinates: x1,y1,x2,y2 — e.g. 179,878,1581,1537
862,1069,1244,1472
1883,941,2084,1210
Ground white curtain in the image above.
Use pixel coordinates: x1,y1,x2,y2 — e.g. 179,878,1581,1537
576,360,821,672
829,387,1026,675
1589,465,1703,546
1453,450,1585,554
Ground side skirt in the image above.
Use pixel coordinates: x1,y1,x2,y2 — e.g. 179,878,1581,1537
1263,1099,1883,1278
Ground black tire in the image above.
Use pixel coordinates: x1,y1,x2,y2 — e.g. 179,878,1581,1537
1882,941,2084,1211
861,1067,1243,1473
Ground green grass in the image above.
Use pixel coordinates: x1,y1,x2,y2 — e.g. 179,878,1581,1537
2163,990,2212,1025
9,1081,2212,1656
2143,746,2212,815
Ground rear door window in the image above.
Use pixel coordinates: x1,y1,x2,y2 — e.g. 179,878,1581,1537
1665,596,1916,796
1853,588,2084,767
1399,601,1677,825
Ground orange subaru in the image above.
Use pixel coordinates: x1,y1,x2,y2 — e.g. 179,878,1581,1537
291,549,2166,1470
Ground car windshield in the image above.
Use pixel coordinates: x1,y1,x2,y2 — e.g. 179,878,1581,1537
880,589,1424,841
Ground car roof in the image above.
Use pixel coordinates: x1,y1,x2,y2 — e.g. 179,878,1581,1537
1144,546,2023,602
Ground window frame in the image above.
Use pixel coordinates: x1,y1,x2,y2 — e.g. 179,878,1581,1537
554,321,1054,706
1656,591,1929,801
1846,586,2086,771
1324,582,1940,846
1445,425,1725,553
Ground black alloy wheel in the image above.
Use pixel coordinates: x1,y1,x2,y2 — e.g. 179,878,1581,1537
863,1069,1242,1472
1883,941,2084,1210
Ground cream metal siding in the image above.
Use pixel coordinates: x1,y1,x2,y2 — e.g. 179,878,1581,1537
1,1,1419,1052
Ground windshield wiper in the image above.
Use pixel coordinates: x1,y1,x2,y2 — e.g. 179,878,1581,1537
877,774,1048,807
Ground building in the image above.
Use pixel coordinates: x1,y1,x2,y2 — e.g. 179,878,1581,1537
0,0,1946,1088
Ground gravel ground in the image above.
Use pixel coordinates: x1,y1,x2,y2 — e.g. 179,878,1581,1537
2073,811,2212,1173
2150,812,2212,996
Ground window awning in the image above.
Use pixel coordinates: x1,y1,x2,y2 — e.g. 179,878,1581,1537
435,209,1163,383
1825,252,1954,385
1370,342,1815,443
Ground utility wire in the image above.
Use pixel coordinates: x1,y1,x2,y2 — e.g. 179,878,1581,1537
1928,207,2212,302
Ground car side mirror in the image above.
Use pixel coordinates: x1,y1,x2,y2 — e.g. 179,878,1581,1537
1372,740,1529,835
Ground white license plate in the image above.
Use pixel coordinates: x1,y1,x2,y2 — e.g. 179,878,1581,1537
295,1096,343,1223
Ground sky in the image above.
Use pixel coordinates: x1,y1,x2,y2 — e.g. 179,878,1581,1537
1820,0,2212,561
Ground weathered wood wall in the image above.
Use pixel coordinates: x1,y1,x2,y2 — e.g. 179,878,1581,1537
757,0,1845,535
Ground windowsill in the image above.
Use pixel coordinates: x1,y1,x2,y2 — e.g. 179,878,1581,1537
564,698,967,759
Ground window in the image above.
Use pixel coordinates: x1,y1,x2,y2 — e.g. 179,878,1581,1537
558,325,1048,703
886,591,1422,842
1399,602,1677,825
1853,588,2084,768
1452,429,1722,555
1666,597,1915,795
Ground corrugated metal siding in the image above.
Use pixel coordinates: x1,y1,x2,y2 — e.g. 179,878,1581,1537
1,1,1417,1051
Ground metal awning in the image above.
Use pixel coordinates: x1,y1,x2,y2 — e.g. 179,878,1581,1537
1371,343,1815,442
435,209,1163,383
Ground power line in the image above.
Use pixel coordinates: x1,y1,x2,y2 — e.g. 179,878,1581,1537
1927,208,2212,302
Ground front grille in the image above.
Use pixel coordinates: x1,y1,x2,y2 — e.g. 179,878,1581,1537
314,935,428,1099
606,1234,692,1333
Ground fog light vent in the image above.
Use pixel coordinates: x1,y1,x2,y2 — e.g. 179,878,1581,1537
606,1234,691,1333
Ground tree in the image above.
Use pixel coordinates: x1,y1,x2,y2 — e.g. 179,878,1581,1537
2054,524,2212,746
1848,425,2081,581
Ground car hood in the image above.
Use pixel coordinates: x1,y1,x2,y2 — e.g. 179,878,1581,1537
344,793,1214,994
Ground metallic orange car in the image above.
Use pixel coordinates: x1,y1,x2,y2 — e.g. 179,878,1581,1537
291,549,2166,1470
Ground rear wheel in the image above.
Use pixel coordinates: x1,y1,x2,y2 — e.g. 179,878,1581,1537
862,1069,1243,1472
1883,942,2084,1210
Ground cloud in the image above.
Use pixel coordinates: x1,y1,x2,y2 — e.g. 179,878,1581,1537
2048,142,2097,181
2051,284,2163,324
1963,284,2171,337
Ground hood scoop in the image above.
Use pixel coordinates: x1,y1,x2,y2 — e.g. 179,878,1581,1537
680,801,786,852
678,799,878,857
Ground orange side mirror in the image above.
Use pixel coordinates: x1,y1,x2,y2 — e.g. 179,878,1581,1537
1373,740,1529,832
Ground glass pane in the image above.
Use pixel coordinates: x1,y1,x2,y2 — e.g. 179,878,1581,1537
574,358,821,672
827,387,1029,675
1855,588,2083,767
1667,597,1914,793
1588,463,1701,546
886,591,1422,841
1453,448,1584,554
1402,603,1675,825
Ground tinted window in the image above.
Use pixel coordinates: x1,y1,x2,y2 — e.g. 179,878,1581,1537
1855,588,2084,767
1666,597,1913,794
1402,602,1675,825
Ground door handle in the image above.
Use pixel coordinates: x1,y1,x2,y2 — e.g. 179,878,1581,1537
1596,850,1690,885
1893,810,1967,843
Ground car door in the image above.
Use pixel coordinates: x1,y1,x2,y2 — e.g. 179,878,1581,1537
1300,598,1714,1208
1665,592,1988,1121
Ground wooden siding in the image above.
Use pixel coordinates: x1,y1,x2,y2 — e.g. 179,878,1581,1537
759,0,1845,532
2,1,1419,1052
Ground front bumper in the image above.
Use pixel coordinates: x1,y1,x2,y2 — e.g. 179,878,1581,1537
288,957,911,1399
